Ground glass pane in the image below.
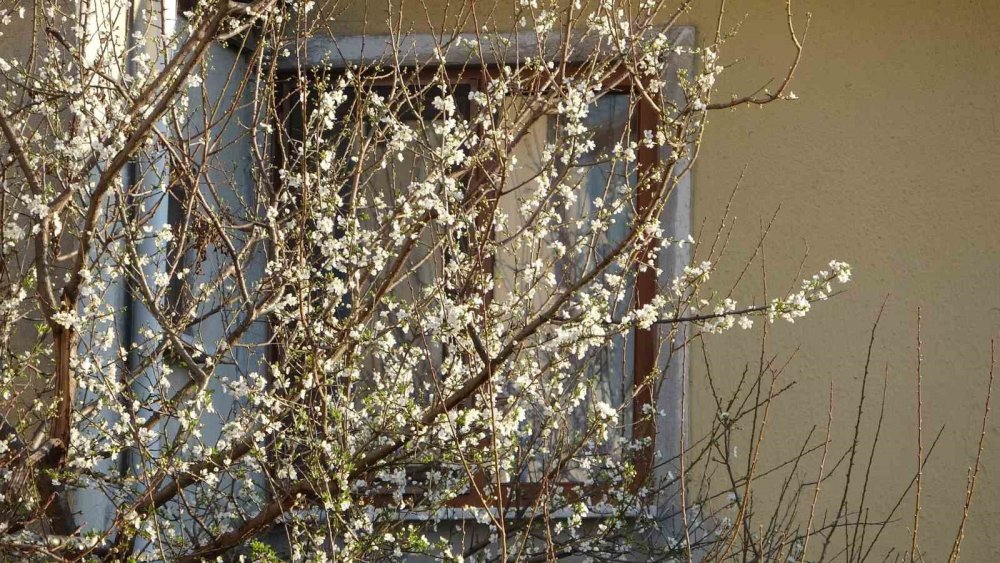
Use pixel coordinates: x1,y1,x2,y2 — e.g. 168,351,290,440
495,93,636,481
356,85,473,402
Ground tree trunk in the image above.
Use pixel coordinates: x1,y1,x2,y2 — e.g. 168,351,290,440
37,325,77,535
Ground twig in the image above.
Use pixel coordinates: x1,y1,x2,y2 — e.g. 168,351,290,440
910,308,923,562
946,339,995,563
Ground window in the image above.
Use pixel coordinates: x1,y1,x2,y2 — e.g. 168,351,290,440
178,0,252,12
495,90,636,482
273,30,695,514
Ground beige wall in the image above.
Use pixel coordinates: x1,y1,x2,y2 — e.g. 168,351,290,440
0,3,37,75
684,1,1000,560
318,0,1000,557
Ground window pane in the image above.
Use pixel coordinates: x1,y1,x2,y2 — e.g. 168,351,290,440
293,79,639,484
495,93,636,481
352,84,473,402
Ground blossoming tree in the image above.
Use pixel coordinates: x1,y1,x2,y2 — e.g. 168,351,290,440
0,0,858,560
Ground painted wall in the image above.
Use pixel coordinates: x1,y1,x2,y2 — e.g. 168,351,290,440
683,1,1000,560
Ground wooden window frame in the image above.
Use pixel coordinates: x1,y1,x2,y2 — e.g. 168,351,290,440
271,30,695,515
178,0,252,11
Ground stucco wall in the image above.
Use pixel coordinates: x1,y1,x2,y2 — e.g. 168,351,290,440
683,1,1000,560
316,0,1000,558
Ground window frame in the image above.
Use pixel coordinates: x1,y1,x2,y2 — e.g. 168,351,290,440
271,29,696,515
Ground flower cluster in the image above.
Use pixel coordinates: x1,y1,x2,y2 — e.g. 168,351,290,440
769,260,853,323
